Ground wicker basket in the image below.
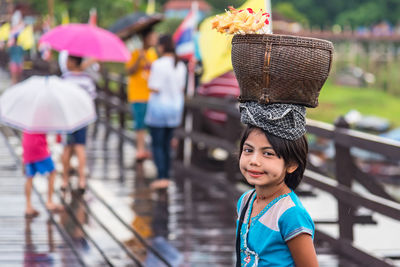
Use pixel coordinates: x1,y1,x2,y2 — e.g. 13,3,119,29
231,34,334,107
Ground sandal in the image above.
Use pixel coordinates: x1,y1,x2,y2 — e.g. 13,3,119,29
25,210,40,219
77,187,86,195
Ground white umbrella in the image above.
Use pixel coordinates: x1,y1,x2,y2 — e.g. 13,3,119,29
0,76,96,133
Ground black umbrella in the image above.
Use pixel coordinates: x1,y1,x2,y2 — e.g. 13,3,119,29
109,12,164,40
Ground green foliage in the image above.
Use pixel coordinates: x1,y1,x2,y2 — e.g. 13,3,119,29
307,80,400,128
24,0,49,18
273,2,308,26
206,0,246,13
24,0,134,28
23,0,400,33
272,0,400,28
336,2,386,27
154,17,183,35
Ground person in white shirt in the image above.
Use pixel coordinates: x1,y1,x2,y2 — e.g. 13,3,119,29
145,34,187,189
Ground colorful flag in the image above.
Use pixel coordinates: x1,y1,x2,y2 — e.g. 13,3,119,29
172,2,198,61
88,8,97,26
146,0,156,15
0,23,10,42
17,25,35,50
199,0,272,83
61,11,70,25
7,21,25,46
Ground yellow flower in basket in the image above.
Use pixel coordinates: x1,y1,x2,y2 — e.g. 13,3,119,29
212,6,270,35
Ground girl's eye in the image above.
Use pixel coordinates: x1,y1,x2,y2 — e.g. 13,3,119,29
243,148,253,153
263,151,275,157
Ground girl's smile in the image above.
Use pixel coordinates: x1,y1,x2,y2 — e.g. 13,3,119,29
245,169,265,178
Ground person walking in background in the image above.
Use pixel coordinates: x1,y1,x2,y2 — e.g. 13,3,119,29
58,50,100,82
61,55,96,194
22,132,62,218
125,29,158,162
145,34,187,190
7,36,24,84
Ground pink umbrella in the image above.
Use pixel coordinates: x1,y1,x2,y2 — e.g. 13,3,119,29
39,23,130,62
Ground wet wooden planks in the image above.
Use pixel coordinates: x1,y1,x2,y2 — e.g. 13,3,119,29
0,129,82,267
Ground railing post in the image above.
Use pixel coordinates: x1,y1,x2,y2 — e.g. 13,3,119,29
118,73,126,183
224,106,242,183
334,116,355,242
92,84,101,140
188,107,204,167
102,69,111,150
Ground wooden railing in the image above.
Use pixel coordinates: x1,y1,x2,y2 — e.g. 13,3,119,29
175,95,400,267
85,70,400,266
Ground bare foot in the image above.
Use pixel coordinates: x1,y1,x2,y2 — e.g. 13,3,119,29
46,202,64,213
150,179,170,190
136,150,151,161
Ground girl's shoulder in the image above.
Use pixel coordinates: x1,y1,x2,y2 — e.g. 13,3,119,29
277,192,314,234
286,191,308,211
274,191,310,217
152,57,172,67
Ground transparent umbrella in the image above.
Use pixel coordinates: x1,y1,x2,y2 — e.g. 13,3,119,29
0,76,96,133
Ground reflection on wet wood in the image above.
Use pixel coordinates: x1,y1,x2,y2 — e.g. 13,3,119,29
0,127,82,266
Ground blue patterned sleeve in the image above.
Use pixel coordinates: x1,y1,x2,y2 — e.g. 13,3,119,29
278,206,315,242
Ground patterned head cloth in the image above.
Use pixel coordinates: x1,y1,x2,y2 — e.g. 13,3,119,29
239,102,306,140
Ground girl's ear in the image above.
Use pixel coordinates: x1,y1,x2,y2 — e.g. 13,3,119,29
286,163,298,174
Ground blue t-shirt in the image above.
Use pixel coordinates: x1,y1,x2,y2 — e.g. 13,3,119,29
236,189,314,267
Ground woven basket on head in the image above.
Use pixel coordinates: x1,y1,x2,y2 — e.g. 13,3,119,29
231,34,334,108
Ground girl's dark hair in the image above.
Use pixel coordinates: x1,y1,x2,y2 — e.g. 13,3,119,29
68,55,83,66
239,125,308,190
158,34,179,67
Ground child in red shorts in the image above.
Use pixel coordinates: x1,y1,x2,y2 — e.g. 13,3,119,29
22,132,62,218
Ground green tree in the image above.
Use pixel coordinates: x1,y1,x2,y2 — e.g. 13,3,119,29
23,0,400,29
273,2,308,26
272,0,399,28
24,0,135,28
206,0,246,13
154,17,182,34
336,2,386,27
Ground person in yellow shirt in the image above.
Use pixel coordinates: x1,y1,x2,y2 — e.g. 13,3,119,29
126,29,158,161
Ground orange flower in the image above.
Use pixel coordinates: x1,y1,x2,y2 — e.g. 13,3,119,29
212,6,270,35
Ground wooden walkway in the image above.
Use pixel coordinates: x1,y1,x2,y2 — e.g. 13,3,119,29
0,124,180,266
1,65,400,266
0,124,359,267
0,129,83,266
1,119,399,266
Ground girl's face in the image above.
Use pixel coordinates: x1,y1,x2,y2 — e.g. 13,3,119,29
239,129,296,188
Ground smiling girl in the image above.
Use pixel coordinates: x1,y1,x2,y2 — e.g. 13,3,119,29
236,103,319,267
